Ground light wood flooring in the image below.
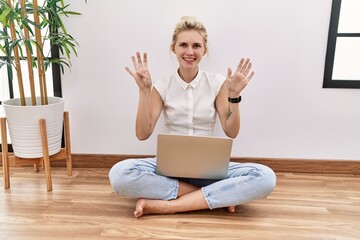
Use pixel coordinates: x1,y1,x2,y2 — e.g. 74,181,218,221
0,167,359,240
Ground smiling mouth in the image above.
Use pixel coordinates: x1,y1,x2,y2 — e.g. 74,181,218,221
183,57,196,62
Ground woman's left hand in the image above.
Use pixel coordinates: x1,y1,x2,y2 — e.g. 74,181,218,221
226,58,254,97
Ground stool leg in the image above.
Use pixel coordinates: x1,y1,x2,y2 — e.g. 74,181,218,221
1,118,10,189
34,163,40,172
64,112,72,176
39,119,52,192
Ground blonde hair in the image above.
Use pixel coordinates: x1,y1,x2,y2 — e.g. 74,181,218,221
170,16,208,53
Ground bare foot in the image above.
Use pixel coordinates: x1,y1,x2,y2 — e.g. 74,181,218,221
227,205,236,213
134,199,174,218
134,199,146,218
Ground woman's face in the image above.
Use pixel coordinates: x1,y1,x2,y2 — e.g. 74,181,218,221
172,30,206,71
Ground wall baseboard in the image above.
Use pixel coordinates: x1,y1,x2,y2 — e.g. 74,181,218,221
1,153,359,174
49,154,359,175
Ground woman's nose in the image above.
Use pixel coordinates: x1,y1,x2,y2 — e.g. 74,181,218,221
186,47,194,54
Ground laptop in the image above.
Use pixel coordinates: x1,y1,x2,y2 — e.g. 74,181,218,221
156,134,233,179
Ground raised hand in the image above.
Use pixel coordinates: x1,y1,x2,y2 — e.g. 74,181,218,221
125,52,152,90
226,58,254,97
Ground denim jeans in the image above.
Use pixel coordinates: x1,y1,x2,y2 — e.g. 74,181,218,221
108,157,276,209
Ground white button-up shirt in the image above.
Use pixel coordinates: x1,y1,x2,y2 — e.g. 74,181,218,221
154,70,225,136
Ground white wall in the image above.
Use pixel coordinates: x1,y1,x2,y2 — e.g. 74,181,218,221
60,0,360,160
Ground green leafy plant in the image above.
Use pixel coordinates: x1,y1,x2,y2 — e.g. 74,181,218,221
0,0,82,106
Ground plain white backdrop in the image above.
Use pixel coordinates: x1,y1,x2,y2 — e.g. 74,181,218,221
59,0,360,160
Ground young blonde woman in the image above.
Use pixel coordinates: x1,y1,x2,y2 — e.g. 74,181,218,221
109,16,276,218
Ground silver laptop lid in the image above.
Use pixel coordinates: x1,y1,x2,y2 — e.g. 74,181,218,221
156,134,233,179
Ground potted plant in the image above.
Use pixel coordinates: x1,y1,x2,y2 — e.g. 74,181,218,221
0,0,82,158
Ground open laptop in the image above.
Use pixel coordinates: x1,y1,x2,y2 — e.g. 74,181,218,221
156,134,233,179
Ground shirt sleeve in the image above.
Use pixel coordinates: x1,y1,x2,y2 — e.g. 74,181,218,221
153,77,166,101
214,73,226,96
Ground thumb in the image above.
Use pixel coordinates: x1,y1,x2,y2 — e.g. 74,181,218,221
227,67,232,79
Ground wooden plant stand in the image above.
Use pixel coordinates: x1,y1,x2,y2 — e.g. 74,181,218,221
1,112,72,192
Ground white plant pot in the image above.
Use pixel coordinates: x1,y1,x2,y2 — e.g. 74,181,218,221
2,97,64,158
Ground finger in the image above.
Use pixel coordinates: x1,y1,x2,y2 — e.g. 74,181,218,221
131,55,138,70
240,58,250,73
125,66,136,78
143,52,148,68
235,58,245,73
243,62,252,77
136,52,143,68
227,67,232,79
247,71,255,82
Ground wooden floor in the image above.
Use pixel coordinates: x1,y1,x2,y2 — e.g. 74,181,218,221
0,167,359,240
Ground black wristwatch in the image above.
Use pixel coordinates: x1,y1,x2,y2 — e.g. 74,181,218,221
228,96,242,103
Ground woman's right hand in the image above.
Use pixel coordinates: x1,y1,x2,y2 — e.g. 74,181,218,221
125,52,152,90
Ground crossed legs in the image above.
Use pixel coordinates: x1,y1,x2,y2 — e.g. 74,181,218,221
134,181,236,218
109,158,276,218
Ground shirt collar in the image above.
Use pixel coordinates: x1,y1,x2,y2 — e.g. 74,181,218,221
175,68,202,90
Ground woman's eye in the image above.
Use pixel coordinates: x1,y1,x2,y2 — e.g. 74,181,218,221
193,44,202,49
179,43,187,47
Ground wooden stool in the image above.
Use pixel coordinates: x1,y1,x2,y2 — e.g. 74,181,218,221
1,112,72,192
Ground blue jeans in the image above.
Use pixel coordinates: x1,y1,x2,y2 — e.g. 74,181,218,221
108,157,276,209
